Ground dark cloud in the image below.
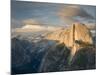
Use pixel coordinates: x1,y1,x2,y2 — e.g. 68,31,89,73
57,5,95,24
59,6,89,17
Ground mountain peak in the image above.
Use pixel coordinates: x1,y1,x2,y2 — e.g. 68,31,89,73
45,22,93,62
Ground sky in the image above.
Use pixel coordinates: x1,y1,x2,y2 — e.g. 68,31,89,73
11,1,96,28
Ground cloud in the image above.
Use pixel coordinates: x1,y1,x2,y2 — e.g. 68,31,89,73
11,18,42,29
57,5,94,24
22,19,40,25
58,6,94,18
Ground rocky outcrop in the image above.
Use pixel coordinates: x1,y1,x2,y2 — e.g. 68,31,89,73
45,23,93,62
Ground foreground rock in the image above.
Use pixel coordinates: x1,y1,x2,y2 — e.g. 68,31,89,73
38,43,70,72
70,46,96,70
39,46,95,72
11,37,59,74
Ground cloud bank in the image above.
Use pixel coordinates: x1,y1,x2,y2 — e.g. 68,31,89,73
57,5,95,24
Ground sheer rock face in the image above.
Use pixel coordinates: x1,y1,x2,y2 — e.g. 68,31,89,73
45,23,93,59
70,23,93,58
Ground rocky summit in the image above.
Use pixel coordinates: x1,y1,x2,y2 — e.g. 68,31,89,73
45,23,93,62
